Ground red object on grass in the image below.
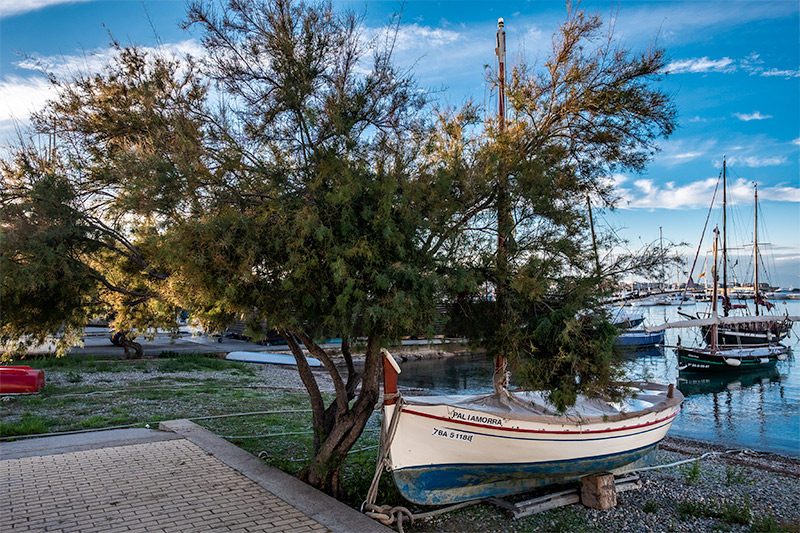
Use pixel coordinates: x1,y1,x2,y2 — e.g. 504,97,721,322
0,366,45,393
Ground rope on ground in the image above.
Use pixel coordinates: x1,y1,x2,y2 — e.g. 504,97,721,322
363,499,486,532
634,447,760,473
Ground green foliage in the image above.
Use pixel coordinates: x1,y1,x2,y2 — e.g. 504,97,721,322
643,500,660,513
0,412,49,437
724,464,749,486
676,496,752,525
680,459,703,485
749,514,797,532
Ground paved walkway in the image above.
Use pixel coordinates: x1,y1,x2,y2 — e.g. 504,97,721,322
1,421,387,532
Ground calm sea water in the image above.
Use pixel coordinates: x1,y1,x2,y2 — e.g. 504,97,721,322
396,299,800,457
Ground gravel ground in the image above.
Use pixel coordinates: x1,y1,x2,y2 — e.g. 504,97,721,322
404,438,800,532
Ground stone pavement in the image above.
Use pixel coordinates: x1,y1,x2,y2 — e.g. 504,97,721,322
0,421,387,532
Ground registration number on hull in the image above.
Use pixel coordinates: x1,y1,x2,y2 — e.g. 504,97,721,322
432,427,474,443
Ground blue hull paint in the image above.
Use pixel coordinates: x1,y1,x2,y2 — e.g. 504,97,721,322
391,443,658,505
615,331,665,347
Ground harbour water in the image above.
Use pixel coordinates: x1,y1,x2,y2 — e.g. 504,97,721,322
396,299,800,457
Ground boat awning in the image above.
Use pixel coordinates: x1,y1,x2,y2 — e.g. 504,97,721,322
645,315,799,333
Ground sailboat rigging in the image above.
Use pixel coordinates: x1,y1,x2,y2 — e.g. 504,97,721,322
648,224,796,371
679,157,793,346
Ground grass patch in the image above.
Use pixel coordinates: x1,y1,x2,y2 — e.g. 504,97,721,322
676,496,752,526
0,412,50,437
541,507,588,532
724,464,749,486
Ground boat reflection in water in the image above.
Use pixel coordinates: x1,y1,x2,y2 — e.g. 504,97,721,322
622,346,665,359
678,366,781,397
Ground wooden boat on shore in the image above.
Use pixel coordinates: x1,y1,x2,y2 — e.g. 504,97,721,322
379,350,683,505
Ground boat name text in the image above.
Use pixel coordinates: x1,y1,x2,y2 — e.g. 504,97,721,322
450,411,503,426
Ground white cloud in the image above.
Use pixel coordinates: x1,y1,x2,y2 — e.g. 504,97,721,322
792,138,800,147
386,23,462,52
0,40,205,136
714,155,786,168
0,0,91,18
616,176,800,210
665,57,735,74
759,68,800,78
664,54,798,78
655,138,718,167
0,75,57,124
734,111,772,121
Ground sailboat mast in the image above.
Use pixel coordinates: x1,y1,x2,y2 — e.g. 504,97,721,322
754,183,759,316
494,18,511,387
711,226,719,352
722,156,728,316
659,226,664,291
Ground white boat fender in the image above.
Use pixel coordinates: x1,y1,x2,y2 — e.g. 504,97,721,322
759,357,769,364
724,358,742,367
778,353,788,361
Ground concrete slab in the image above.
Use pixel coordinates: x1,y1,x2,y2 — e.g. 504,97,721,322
0,423,389,533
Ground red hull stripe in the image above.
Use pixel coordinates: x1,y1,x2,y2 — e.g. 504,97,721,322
401,407,679,435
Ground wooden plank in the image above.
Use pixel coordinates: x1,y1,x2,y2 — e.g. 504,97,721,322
489,474,642,518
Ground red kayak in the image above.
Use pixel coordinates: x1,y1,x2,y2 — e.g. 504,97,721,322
0,366,45,393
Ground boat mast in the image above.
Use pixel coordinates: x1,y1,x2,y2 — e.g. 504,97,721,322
711,226,719,352
754,182,759,316
722,156,728,316
494,17,510,388
659,226,664,292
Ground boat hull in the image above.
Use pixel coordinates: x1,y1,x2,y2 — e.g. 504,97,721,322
677,345,787,373
701,323,791,346
391,444,658,505
383,385,681,505
615,330,664,347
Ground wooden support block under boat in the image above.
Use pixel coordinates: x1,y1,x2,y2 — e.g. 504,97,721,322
580,472,617,510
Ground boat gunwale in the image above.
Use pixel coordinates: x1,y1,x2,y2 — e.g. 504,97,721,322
397,406,680,435
394,381,683,427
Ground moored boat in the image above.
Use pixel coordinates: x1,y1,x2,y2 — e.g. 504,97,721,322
615,329,665,348
378,350,683,505
647,226,798,373
675,343,788,372
766,287,800,300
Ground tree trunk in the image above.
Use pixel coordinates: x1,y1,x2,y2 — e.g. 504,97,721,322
117,332,143,359
290,334,382,499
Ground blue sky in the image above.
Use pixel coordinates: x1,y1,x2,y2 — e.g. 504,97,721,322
1,0,798,286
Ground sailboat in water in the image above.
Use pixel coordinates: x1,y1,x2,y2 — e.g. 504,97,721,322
680,158,793,346
648,226,796,372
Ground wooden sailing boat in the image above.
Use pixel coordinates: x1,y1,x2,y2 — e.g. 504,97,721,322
681,158,793,346
378,349,683,505
368,19,684,507
648,227,795,372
